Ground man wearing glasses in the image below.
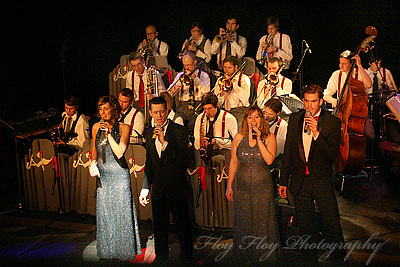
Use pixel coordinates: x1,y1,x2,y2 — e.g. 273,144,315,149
137,24,169,57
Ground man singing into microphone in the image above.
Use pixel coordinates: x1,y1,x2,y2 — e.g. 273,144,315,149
139,96,195,264
279,84,346,265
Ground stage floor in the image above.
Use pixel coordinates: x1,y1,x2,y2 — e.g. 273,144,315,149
1,173,400,266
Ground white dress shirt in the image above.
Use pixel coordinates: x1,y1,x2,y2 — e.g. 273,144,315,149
367,67,397,94
324,69,369,101
61,111,89,149
181,34,212,63
257,74,293,109
137,38,169,57
168,69,210,101
213,73,251,110
193,109,238,150
211,32,247,69
268,117,288,156
256,32,293,69
120,106,145,143
302,110,321,162
126,67,166,101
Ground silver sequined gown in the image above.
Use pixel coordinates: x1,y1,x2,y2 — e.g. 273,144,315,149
95,123,141,260
233,135,280,264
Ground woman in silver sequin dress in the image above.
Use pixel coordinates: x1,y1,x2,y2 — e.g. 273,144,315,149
89,96,141,261
226,105,280,264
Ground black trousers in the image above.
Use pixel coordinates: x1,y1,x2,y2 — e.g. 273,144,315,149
293,175,346,264
151,193,193,258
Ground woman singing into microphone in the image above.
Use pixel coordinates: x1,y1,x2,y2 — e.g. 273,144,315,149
89,95,141,261
225,105,280,264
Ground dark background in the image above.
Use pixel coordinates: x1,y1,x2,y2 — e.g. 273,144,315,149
1,1,398,194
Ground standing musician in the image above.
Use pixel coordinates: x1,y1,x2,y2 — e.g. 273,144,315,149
256,57,292,109
179,21,212,72
367,57,398,94
211,15,247,71
279,84,346,265
118,88,145,144
58,96,90,154
167,51,210,129
137,25,169,58
213,56,250,127
125,51,166,116
323,50,372,108
256,16,293,75
194,92,238,159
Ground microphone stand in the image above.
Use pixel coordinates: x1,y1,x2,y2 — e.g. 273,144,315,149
293,41,311,97
0,118,32,215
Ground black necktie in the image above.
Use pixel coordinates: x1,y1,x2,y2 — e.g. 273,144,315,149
373,73,378,93
226,41,231,58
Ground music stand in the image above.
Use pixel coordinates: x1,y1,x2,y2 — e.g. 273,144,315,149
0,118,31,215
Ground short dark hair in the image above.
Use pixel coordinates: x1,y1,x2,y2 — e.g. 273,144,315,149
267,57,283,68
201,92,218,108
266,16,280,29
149,96,167,110
226,14,239,25
223,55,239,67
368,57,381,64
119,88,134,102
265,98,283,114
64,96,79,107
129,51,144,62
303,84,323,99
191,21,203,31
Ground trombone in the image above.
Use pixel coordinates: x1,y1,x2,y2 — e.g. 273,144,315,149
217,60,248,92
251,64,283,106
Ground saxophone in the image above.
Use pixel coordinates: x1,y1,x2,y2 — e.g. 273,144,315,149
198,114,211,163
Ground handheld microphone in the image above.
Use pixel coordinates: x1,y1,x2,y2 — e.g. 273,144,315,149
304,111,312,133
152,124,161,139
303,40,312,54
251,125,257,140
99,119,108,131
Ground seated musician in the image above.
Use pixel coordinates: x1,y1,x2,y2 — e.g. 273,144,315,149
179,21,212,72
125,51,166,112
151,92,184,127
194,92,238,160
59,96,90,153
213,55,250,127
256,57,292,109
211,14,247,71
323,50,372,108
118,88,145,144
137,24,169,57
367,57,398,94
264,98,288,159
167,51,210,128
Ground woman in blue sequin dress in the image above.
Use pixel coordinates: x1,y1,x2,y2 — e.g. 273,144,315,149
226,105,280,264
89,95,141,261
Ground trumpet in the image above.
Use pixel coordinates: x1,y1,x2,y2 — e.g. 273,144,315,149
178,36,195,59
218,61,247,92
258,35,274,65
251,63,284,106
139,39,153,57
214,28,233,44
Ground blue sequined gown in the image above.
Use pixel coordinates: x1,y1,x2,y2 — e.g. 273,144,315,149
95,122,141,261
233,135,280,264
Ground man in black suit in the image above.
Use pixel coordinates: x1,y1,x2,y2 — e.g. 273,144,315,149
139,97,194,263
278,84,346,265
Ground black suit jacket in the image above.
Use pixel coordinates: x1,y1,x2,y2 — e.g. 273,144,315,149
143,120,194,199
280,109,341,195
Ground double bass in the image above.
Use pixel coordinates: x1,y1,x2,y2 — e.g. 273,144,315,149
333,26,377,175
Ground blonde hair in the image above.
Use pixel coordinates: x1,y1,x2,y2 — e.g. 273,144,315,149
239,105,269,139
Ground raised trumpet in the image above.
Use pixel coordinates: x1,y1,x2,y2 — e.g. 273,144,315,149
178,36,195,59
214,28,233,44
258,35,274,65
